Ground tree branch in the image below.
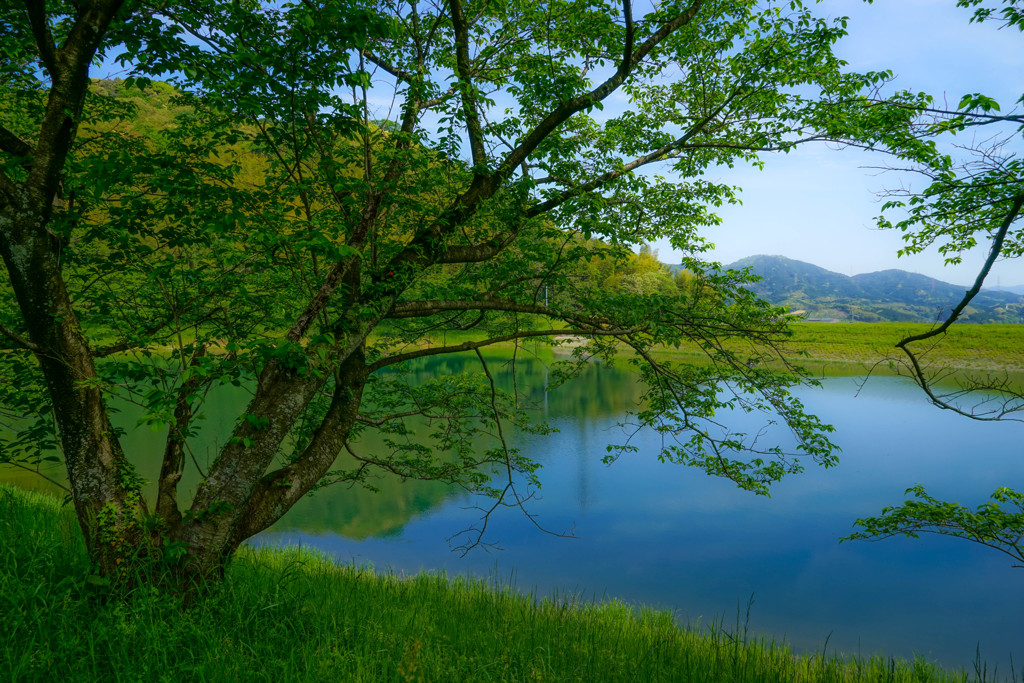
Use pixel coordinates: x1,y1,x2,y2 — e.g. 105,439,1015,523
620,0,635,69
0,172,17,202
22,0,128,222
381,2,705,295
895,190,1024,419
285,257,359,343
437,73,745,265
0,323,42,352
0,124,34,158
0,462,70,494
23,0,58,77
156,345,208,532
527,88,743,218
858,98,1024,128
368,327,633,372
501,0,703,175
229,349,368,542
898,191,1024,347
389,298,551,319
360,49,416,83
449,0,487,170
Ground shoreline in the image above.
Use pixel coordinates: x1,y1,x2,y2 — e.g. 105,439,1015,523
0,484,991,683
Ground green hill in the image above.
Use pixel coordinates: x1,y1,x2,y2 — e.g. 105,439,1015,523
720,255,1024,323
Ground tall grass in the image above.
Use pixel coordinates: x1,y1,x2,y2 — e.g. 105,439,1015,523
0,484,1016,682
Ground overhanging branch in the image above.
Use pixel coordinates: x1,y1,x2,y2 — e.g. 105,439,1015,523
895,190,1024,419
389,298,551,319
368,327,634,372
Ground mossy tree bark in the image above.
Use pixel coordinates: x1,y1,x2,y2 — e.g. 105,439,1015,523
0,0,147,578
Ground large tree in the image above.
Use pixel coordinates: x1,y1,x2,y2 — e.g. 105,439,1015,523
1,0,885,584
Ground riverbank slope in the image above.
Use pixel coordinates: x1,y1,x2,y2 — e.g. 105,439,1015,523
1,484,984,682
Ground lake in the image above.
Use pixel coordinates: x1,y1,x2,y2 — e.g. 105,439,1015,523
5,354,1023,673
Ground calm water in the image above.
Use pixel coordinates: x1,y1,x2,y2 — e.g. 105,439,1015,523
4,355,1022,672
257,359,1024,673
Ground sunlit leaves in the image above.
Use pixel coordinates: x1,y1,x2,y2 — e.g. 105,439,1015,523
845,484,1024,569
958,93,1002,113
956,0,1024,31
860,7,1024,265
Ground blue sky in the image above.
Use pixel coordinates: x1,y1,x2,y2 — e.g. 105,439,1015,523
650,0,1024,286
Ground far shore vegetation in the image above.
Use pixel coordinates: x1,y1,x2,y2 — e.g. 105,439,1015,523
705,322,1023,378
113,321,1024,376
414,321,1024,377
2,483,1010,683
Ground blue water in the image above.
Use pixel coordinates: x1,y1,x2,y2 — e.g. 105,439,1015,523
256,375,1024,674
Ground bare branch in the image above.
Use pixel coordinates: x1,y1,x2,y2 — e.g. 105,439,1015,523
445,348,576,555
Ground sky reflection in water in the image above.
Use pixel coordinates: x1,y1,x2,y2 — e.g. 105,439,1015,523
257,367,1024,674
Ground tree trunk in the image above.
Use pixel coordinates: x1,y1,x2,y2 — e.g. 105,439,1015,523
0,0,140,578
166,347,369,582
1,201,147,577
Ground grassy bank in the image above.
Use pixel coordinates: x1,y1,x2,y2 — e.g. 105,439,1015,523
2,485,1010,682
651,322,1024,375
415,323,1024,375
785,323,1024,372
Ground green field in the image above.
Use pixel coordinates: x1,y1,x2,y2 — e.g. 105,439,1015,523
415,323,1023,373
616,322,1024,382
786,323,1024,371
1,484,1005,683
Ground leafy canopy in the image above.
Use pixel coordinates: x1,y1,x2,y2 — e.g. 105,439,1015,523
0,0,904,572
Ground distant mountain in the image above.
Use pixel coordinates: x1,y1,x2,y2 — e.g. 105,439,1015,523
986,284,1024,296
719,255,1024,323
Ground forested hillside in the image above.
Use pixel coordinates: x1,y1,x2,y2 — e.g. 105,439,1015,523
85,80,690,298
722,255,1024,323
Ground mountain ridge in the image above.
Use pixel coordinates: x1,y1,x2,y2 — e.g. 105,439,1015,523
708,255,1024,323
